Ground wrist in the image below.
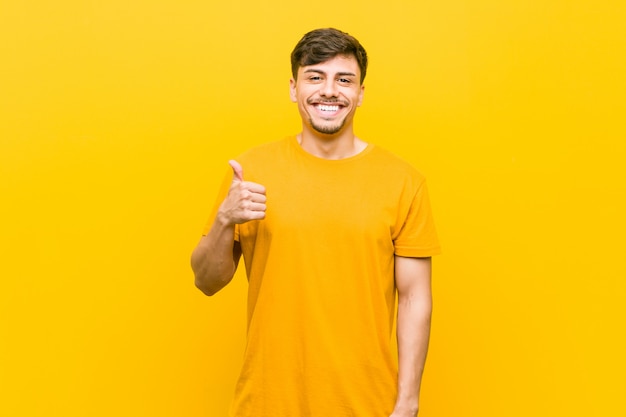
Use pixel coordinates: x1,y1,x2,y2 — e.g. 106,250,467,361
216,208,237,228
391,407,418,417
392,399,419,416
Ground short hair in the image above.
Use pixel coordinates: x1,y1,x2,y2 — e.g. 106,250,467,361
290,28,368,84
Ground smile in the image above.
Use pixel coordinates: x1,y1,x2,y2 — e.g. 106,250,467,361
317,104,340,112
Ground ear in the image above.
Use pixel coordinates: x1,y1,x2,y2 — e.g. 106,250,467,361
289,78,297,103
357,84,365,107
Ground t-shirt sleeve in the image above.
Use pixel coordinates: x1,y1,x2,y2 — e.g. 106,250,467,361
393,178,441,257
201,168,240,241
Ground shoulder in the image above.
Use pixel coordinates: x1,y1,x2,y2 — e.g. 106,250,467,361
233,137,295,182
366,144,427,185
236,137,293,164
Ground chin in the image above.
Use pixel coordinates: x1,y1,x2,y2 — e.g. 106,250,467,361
313,127,342,135
310,120,346,136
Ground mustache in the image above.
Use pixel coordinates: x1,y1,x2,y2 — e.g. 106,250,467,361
307,98,349,106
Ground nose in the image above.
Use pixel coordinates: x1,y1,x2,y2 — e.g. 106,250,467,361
320,79,338,98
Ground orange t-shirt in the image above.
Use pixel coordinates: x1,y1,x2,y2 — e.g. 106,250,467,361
205,137,440,417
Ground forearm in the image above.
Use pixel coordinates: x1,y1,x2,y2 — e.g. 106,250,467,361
190,216,239,296
394,295,432,415
392,256,433,417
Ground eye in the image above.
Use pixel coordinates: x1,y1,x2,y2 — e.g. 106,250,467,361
338,78,352,84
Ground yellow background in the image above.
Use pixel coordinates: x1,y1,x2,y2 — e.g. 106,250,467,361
1,1,624,416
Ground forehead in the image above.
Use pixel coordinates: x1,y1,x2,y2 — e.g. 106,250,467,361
298,54,361,77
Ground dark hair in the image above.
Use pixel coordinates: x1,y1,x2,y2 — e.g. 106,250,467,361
291,28,368,84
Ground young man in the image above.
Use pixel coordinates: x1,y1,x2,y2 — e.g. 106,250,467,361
191,28,440,417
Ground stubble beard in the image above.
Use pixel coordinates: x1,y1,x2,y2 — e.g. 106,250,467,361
306,97,350,135
309,116,347,135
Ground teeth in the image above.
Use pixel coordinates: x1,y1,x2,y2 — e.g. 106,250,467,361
318,104,339,112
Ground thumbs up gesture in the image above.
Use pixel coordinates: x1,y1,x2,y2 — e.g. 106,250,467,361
218,160,267,225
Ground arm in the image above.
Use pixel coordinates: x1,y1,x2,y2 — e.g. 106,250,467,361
190,160,266,296
191,219,242,296
390,256,433,417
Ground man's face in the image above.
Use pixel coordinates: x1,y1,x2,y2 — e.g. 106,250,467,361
289,54,365,136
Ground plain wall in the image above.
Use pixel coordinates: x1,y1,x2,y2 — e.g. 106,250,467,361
1,1,625,416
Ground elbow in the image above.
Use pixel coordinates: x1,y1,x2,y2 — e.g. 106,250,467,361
193,271,232,296
190,249,235,296
193,270,224,296
190,253,218,296
195,277,219,296
398,295,433,322
420,299,434,321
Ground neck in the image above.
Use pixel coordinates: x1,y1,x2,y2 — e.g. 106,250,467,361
297,129,367,160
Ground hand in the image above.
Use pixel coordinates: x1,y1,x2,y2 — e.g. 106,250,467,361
217,160,267,225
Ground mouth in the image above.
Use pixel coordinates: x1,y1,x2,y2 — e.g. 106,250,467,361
309,100,347,117
317,104,340,113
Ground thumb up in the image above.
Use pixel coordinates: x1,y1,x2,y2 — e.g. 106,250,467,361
219,160,267,225
229,159,244,183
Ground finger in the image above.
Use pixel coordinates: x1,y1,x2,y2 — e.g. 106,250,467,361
249,192,267,203
245,210,266,220
228,160,244,182
247,202,266,212
245,183,266,195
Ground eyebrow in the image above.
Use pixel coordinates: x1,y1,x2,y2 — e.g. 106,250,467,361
303,69,357,77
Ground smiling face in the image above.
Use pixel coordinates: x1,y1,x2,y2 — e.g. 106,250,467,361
290,54,365,137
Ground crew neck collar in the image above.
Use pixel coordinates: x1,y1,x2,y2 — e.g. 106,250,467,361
290,135,374,163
